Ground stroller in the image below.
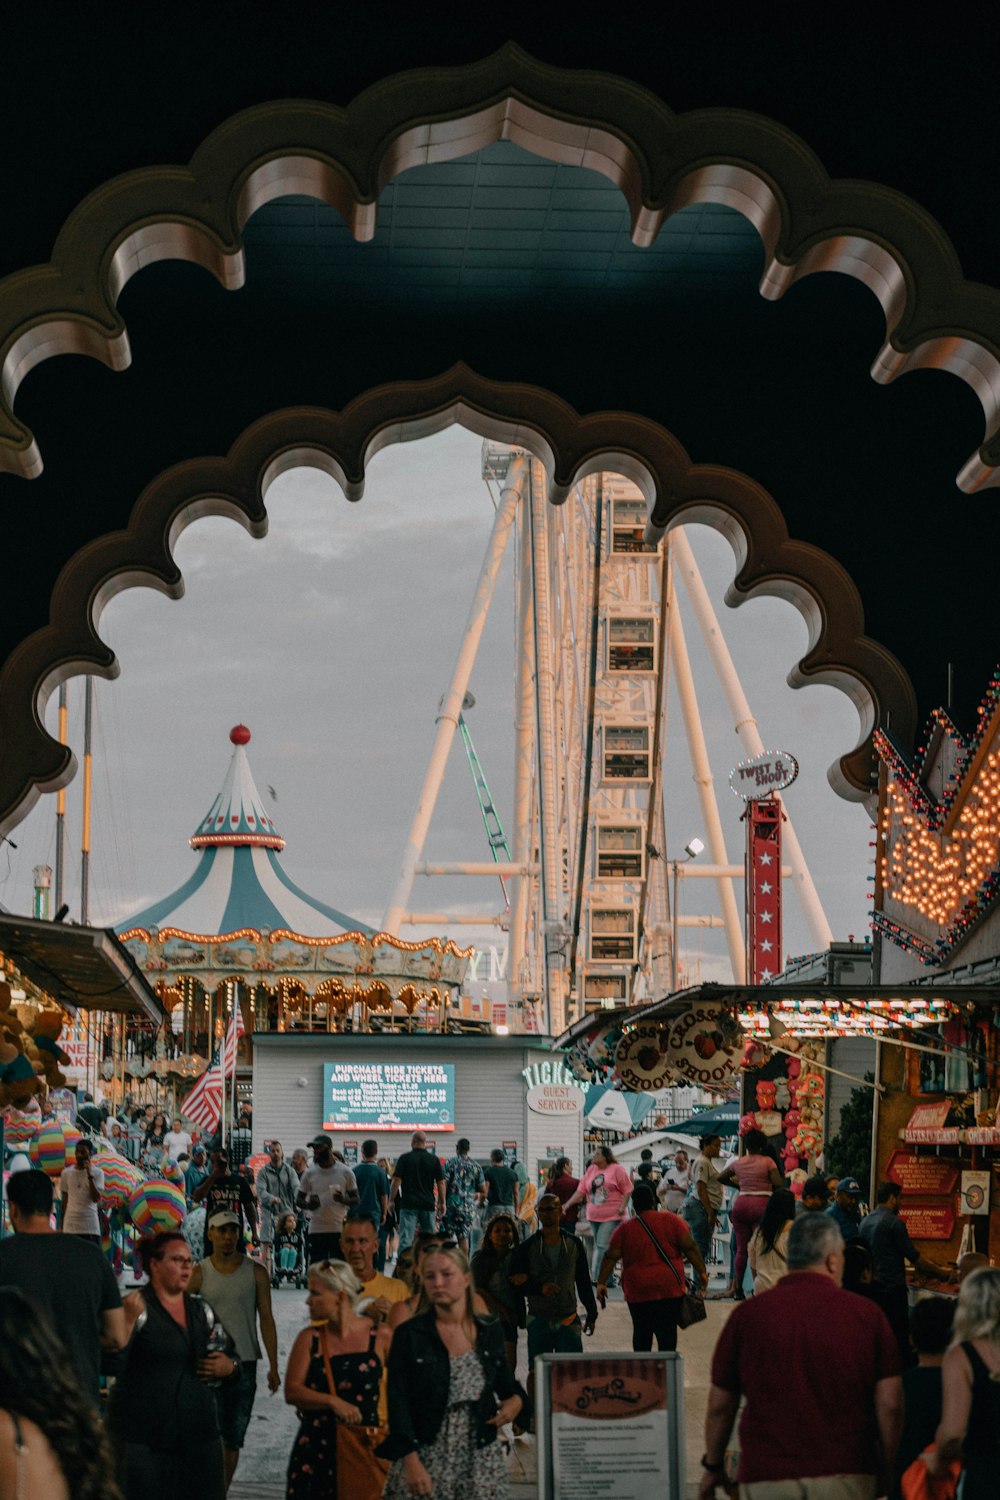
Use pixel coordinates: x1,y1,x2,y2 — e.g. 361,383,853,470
271,1211,307,1289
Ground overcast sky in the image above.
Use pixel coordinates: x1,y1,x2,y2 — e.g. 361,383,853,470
0,426,873,987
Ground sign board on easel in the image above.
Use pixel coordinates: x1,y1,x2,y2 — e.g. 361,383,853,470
535,1352,684,1500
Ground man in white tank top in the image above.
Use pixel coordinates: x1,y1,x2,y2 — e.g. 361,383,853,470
188,1211,279,1491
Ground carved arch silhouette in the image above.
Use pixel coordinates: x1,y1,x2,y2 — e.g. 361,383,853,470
2,45,1000,490
0,367,914,837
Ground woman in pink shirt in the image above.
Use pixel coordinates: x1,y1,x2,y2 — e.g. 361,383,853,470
717,1129,784,1299
562,1147,632,1281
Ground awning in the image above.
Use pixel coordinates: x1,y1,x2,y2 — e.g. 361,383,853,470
584,1084,656,1131
0,913,164,1022
669,1100,741,1138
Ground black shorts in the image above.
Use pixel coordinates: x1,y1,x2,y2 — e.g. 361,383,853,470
307,1231,342,1264
214,1360,258,1450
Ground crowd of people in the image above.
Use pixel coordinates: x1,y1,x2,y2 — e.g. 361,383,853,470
1,1114,997,1500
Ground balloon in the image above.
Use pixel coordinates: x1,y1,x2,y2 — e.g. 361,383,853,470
92,1149,144,1208
160,1157,184,1187
62,1125,82,1167
128,1178,186,1233
29,1121,69,1179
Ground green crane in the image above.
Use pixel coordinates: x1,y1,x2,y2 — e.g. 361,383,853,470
457,712,511,909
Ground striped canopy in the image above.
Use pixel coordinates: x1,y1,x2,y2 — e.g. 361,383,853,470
117,725,370,940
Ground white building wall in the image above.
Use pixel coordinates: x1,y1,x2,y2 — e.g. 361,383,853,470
252,1036,556,1167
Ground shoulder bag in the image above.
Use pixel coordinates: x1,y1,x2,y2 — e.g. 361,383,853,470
633,1213,707,1329
319,1330,391,1500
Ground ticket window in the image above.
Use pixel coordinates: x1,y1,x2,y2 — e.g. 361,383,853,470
602,724,651,781
590,908,637,963
607,616,656,673
610,495,648,555
596,823,644,880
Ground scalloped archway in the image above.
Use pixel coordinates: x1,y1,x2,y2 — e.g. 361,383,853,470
0,367,915,837
2,46,1000,492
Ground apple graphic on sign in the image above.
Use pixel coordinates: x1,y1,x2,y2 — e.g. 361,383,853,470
693,1032,719,1060
637,1045,660,1072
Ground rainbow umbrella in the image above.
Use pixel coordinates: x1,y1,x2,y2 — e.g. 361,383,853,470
2,1108,41,1147
92,1149,144,1208
62,1125,82,1166
128,1178,186,1233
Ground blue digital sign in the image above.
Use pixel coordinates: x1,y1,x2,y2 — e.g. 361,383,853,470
322,1062,455,1131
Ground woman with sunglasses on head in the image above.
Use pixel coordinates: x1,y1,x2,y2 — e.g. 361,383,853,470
285,1259,390,1500
107,1231,237,1500
390,1231,491,1332
380,1244,527,1499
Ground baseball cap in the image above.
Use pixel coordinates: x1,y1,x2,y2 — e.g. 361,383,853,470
837,1177,862,1196
192,1144,206,1157
309,1134,331,1149
208,1210,241,1229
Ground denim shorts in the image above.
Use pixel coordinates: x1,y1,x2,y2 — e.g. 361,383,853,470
215,1360,258,1449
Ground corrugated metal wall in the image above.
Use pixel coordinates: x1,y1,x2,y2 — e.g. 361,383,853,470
252,1039,553,1165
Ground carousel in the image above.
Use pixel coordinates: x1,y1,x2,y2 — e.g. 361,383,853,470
115,725,474,1064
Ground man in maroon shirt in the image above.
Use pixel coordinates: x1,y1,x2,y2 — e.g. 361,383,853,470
698,1212,903,1499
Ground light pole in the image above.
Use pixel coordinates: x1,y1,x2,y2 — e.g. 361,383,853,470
671,837,704,991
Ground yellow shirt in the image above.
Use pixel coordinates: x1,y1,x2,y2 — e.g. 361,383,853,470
362,1273,409,1423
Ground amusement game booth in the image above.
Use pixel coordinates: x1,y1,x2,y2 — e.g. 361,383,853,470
554,982,1000,1274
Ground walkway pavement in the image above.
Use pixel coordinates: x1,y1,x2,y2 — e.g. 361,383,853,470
231,1282,732,1500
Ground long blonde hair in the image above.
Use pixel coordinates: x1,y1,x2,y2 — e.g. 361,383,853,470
952,1266,1000,1351
422,1245,478,1328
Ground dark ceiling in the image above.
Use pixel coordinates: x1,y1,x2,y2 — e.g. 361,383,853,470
1,6,998,756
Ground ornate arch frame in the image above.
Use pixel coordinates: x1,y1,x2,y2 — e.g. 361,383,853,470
0,368,913,834
2,44,994,831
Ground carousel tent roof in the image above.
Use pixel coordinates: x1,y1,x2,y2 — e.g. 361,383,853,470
117,725,372,939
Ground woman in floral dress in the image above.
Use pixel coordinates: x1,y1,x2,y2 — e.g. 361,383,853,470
380,1245,527,1500
284,1259,390,1498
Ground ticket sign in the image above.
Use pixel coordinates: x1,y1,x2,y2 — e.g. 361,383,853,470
899,1204,956,1241
322,1062,454,1131
886,1151,959,1195
536,1353,684,1500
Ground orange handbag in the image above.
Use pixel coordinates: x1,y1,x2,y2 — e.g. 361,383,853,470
899,1445,961,1500
320,1331,391,1500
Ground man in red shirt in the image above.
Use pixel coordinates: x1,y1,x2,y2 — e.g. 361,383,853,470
698,1212,903,1499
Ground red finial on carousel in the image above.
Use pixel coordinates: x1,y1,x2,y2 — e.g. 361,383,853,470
230,724,251,745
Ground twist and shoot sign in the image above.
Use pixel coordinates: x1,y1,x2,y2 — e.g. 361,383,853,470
729,750,799,801
730,750,798,985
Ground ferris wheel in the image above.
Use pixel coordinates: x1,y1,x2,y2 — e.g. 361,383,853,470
383,445,832,1035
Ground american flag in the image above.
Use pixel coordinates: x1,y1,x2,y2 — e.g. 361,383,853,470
221,1004,246,1074
182,1042,225,1132
183,1010,245,1131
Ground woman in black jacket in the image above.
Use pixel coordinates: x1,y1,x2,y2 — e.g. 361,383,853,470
380,1245,526,1499
107,1231,237,1500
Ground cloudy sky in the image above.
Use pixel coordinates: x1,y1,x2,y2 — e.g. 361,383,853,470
0,426,873,988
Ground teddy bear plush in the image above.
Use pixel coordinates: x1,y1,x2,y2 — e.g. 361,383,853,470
22,1009,69,1090
0,1036,42,1107
773,1078,791,1111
